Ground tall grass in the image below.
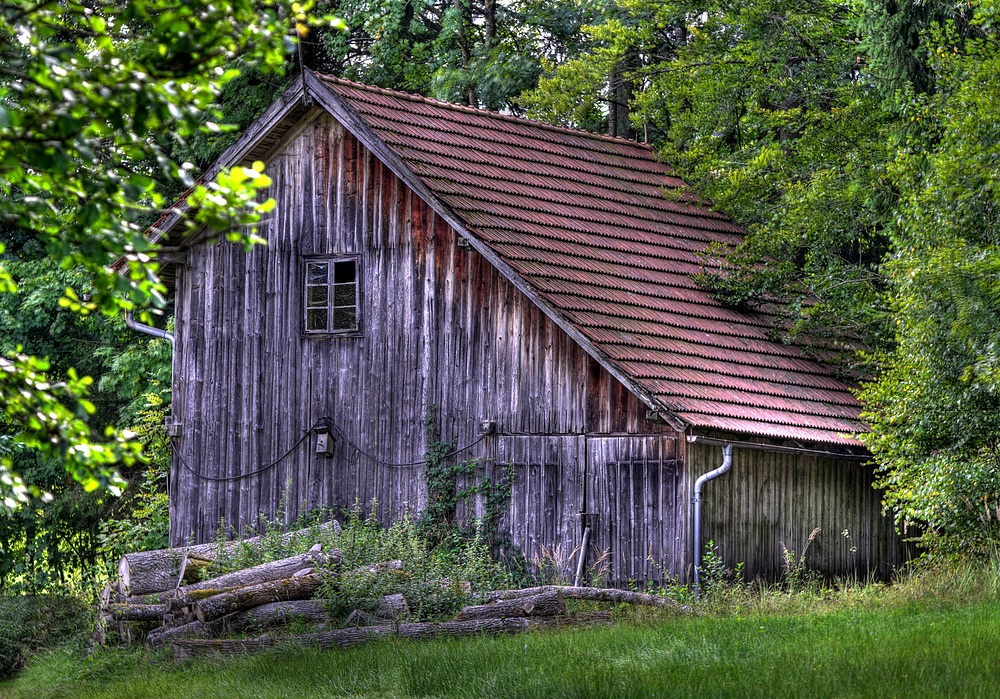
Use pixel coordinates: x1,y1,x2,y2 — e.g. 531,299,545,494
5,559,1000,699
5,598,1000,698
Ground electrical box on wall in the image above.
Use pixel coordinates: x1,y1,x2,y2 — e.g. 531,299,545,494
315,428,334,457
164,418,183,437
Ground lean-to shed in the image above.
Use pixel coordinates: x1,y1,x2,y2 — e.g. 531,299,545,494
149,72,908,583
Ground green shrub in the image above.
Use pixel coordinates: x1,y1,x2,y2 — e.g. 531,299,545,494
317,504,512,622
0,595,89,679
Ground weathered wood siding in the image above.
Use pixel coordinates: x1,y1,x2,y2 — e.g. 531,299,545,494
586,436,681,586
684,440,909,581
169,109,908,586
496,436,585,580
169,113,665,546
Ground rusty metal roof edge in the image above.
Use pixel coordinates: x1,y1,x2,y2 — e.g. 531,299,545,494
686,433,871,460
306,71,690,433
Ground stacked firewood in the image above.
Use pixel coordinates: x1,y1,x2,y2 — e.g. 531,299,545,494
97,525,689,661
165,587,690,659
95,522,345,648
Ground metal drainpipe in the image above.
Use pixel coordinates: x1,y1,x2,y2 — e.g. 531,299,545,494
124,309,175,346
572,524,592,588
693,443,733,591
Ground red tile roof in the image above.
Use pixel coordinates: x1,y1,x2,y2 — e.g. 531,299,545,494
321,76,867,446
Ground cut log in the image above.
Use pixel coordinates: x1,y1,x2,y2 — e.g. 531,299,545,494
170,613,615,660
174,552,214,591
193,573,324,623
146,621,210,649
376,593,409,621
484,586,690,611
147,599,332,649
345,560,403,577
117,520,341,597
150,547,334,608
107,602,168,622
117,550,202,598
90,582,113,650
227,599,330,631
454,590,564,621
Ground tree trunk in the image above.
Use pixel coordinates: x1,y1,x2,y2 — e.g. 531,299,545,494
484,0,496,49
171,613,614,660
454,590,564,620
146,599,332,648
608,48,639,140
118,521,340,597
193,573,324,623
146,620,211,649
484,585,690,611
152,547,333,608
376,593,409,621
107,602,168,622
452,0,475,105
117,549,203,598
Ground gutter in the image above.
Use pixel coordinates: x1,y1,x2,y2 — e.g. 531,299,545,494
124,309,175,346
692,443,732,591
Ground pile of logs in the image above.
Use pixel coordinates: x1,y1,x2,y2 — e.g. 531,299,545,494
98,525,690,661
166,587,689,660
96,522,344,647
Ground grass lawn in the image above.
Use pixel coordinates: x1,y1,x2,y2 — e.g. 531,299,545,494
3,597,999,698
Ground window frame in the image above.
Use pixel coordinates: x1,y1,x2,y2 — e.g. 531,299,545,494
302,255,362,338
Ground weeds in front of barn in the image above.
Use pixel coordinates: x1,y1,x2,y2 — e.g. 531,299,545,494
6,565,1000,699
7,507,1000,698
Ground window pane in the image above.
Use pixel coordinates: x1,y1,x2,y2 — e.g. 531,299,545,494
307,262,328,285
306,308,328,331
333,307,357,330
307,285,328,307
333,283,356,307
334,260,356,284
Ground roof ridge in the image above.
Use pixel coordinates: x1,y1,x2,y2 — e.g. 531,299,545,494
314,72,658,153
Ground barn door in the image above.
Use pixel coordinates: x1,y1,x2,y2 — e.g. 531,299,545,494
586,436,679,587
497,436,585,581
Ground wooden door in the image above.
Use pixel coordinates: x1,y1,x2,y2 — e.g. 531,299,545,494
497,435,585,581
587,436,680,586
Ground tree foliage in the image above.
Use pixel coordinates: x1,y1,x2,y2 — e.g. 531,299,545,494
860,21,1000,553
523,0,1000,553
317,0,602,111
0,233,171,591
0,0,338,508
523,0,898,349
7,0,1000,563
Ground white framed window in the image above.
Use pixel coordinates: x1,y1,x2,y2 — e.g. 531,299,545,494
304,257,360,335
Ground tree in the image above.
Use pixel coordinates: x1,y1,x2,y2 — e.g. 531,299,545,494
316,0,601,112
0,0,340,509
0,233,172,590
524,0,899,353
860,23,1000,554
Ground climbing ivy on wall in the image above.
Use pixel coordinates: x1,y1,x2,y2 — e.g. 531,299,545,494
419,409,514,552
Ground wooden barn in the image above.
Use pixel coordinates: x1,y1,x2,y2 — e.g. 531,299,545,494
146,72,909,584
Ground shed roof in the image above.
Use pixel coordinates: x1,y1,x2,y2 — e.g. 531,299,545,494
313,75,865,447
152,73,866,447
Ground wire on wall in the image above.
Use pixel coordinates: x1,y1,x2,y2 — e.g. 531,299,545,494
173,416,491,481
325,417,489,468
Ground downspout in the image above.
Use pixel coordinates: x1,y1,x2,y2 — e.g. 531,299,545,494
693,443,732,591
572,523,592,588
124,309,175,346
